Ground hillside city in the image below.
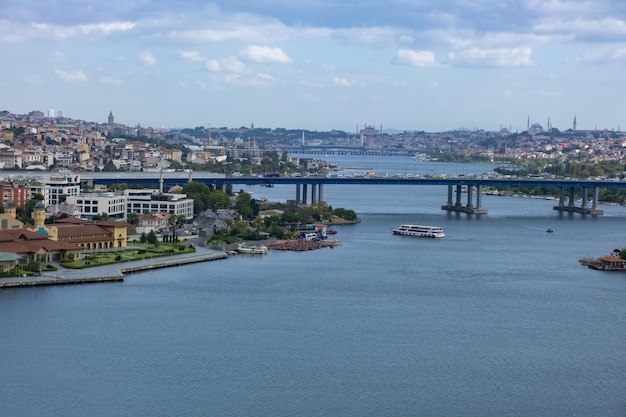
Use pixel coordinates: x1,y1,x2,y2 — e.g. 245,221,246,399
1,108,626,278
1,109,625,175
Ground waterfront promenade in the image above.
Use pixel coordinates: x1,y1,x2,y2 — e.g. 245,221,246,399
0,245,228,288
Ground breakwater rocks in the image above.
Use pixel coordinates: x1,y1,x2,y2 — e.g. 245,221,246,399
269,240,341,251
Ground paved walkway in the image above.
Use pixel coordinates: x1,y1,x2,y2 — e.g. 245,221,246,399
0,245,228,288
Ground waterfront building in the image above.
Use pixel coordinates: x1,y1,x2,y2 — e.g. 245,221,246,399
136,212,172,234
51,217,129,250
0,252,21,272
65,192,127,220
125,189,194,221
0,228,81,264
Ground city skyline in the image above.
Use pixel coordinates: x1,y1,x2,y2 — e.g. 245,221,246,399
2,1,626,132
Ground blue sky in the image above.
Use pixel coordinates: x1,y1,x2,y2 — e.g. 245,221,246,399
2,0,626,132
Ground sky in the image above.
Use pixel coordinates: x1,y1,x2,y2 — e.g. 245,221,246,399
2,0,626,133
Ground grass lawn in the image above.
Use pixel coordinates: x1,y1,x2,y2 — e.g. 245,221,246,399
60,243,196,269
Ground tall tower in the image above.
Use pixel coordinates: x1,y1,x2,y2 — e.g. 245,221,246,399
33,202,45,229
108,110,114,125
4,200,16,219
527,116,530,132
573,116,577,131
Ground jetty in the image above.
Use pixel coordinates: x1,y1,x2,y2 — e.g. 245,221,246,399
580,255,626,271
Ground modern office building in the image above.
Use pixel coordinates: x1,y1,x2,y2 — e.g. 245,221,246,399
44,173,81,205
65,192,127,220
125,189,194,221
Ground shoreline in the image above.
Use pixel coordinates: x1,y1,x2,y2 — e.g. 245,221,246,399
0,247,228,288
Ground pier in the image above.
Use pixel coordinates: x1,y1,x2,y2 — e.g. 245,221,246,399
441,184,488,214
552,186,603,215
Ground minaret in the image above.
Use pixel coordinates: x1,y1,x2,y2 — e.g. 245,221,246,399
547,117,550,131
159,159,164,194
527,117,530,132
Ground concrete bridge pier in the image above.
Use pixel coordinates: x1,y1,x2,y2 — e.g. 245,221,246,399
442,184,487,214
294,182,323,205
553,186,603,215
455,185,462,208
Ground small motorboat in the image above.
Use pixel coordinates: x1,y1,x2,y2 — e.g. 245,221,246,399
546,227,554,233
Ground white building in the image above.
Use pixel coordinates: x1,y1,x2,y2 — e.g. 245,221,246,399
125,189,194,221
66,192,127,220
45,173,81,205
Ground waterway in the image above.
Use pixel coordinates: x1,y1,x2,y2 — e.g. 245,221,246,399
1,157,625,417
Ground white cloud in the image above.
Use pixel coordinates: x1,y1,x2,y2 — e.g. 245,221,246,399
238,45,292,64
448,47,533,67
55,69,88,83
100,76,123,85
573,44,626,64
48,50,66,62
180,50,206,62
205,59,221,72
218,72,275,87
137,51,156,66
332,76,354,87
393,49,440,68
221,57,247,73
0,20,135,43
22,74,43,85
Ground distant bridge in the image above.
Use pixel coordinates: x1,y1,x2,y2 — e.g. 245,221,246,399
73,171,626,215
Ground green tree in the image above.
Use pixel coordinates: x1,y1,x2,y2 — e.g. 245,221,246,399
208,190,231,211
235,192,254,220
182,181,212,213
102,161,119,172
126,212,139,225
147,230,158,245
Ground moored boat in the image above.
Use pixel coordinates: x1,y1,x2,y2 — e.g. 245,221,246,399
236,243,269,254
392,224,445,238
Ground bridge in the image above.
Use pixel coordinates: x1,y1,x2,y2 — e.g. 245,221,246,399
72,171,626,216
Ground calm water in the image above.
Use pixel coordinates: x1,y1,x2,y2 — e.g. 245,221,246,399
2,158,626,417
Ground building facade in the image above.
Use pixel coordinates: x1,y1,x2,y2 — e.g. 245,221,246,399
125,189,194,221
65,192,127,220
45,173,81,205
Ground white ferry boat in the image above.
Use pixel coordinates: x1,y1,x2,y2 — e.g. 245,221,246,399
392,224,445,238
